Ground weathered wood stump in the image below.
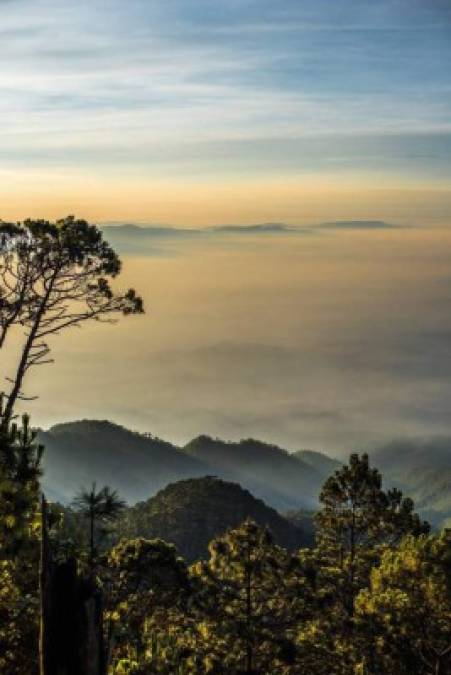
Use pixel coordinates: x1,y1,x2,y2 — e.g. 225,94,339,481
40,496,105,675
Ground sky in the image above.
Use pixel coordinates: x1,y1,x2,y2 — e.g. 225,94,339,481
3,1,451,453
0,0,450,223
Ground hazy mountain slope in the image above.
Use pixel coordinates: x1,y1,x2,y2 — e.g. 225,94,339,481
372,438,451,475
403,468,451,520
294,450,341,478
116,476,308,561
39,420,209,504
38,420,451,527
39,421,323,511
183,435,323,510
371,438,451,528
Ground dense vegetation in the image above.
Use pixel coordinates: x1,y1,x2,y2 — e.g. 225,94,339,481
2,433,450,673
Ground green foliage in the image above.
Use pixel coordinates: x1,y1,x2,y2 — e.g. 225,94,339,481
0,417,445,675
356,532,451,674
0,412,42,675
0,559,39,674
187,519,313,674
291,454,432,674
103,538,190,672
0,411,43,557
283,509,316,546
103,521,315,674
315,453,429,617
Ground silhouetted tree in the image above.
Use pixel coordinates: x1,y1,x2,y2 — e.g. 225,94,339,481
0,216,143,426
0,221,39,348
72,483,125,567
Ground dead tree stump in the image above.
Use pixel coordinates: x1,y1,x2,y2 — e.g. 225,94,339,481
40,495,105,675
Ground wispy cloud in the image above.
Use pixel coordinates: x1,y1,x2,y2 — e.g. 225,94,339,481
0,0,450,184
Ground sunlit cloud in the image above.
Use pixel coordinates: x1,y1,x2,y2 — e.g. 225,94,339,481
6,225,451,451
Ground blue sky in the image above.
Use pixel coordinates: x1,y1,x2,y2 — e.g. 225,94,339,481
1,0,451,219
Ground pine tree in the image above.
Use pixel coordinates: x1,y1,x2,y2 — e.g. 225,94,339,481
356,531,451,674
72,483,126,567
0,406,43,558
0,216,143,425
189,519,312,674
103,538,190,672
0,409,43,674
315,453,429,619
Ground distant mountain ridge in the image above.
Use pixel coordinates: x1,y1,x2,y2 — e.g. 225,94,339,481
183,435,322,510
370,438,451,528
102,224,200,238
100,220,400,239
99,221,403,255
211,222,293,233
39,420,209,504
39,420,451,528
39,420,324,510
294,449,342,476
317,220,400,230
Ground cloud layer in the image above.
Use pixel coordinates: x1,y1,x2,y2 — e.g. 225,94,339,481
7,225,451,454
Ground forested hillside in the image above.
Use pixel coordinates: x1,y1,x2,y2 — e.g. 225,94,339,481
115,476,309,560
4,423,449,674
